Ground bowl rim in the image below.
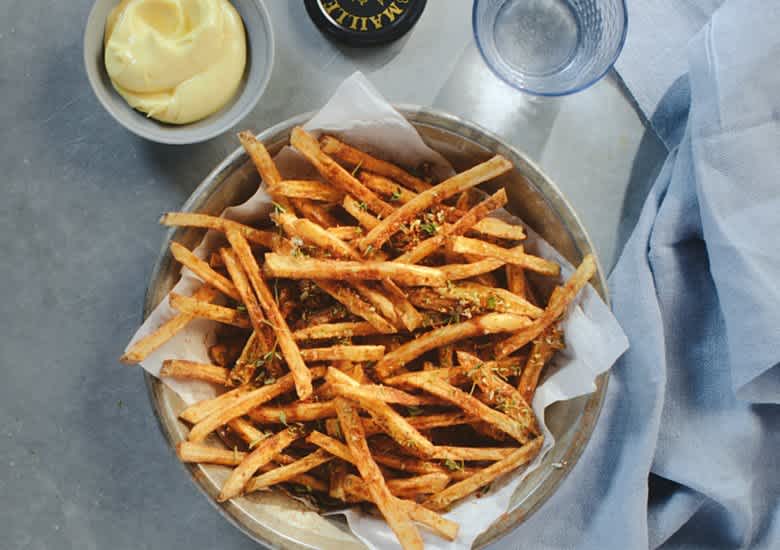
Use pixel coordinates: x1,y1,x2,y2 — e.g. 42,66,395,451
472,0,628,97
83,0,275,145
142,105,611,548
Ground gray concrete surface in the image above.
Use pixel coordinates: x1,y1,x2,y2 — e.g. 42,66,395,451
0,1,666,549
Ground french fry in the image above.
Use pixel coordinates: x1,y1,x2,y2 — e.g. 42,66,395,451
208,343,230,367
469,217,526,241
179,384,255,424
306,431,354,463
361,412,476,437
430,446,516,462
320,136,433,193
457,352,539,433
177,441,246,466
374,313,533,379
264,253,447,287
187,367,325,442
406,288,462,313
329,458,350,501
329,226,364,241
275,212,359,260
159,360,230,386
517,325,564,402
449,236,560,277
370,452,475,481
285,473,329,493
302,303,350,327
237,131,282,186
386,472,450,497
438,257,506,281
328,369,436,458
506,265,530,301
291,128,394,218
335,398,423,550
317,281,397,334
341,475,459,541
381,280,425,331
357,156,512,253
330,383,443,407
220,248,274,358
249,401,336,424
348,182,520,255
423,436,544,511
289,198,341,228
228,417,272,449
170,242,240,301
218,427,303,501
121,284,219,363
169,292,251,328
160,212,286,250
310,429,467,492
245,449,334,492
300,345,385,363
434,282,544,318
229,332,263,386
496,254,596,357
227,229,313,400
266,180,345,203
343,195,380,230
359,172,417,204
398,372,534,444
354,281,405,331
292,321,379,341
455,189,474,211
275,212,415,331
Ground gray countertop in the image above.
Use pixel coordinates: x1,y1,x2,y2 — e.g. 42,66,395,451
0,1,665,549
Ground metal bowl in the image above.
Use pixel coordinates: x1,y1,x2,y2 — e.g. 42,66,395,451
143,106,610,549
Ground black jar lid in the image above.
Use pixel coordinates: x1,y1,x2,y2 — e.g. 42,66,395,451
304,0,427,47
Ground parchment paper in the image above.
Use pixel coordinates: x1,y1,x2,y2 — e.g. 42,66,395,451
124,72,629,549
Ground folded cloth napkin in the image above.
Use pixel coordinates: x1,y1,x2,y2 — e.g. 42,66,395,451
497,1,780,548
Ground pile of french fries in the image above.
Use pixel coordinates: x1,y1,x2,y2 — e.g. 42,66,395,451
122,128,597,550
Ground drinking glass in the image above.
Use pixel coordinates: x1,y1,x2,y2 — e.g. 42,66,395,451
473,0,627,96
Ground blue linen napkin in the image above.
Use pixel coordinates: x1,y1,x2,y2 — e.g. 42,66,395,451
496,1,780,548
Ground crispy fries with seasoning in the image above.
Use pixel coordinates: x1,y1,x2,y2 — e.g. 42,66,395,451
121,130,600,550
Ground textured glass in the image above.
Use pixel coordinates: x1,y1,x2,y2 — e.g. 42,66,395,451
474,0,627,95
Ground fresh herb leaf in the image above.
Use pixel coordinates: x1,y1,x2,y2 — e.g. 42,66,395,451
357,201,368,211
390,188,402,201
486,295,497,310
444,458,463,472
236,304,247,312
420,222,438,235
272,201,286,214
279,411,288,426
363,244,374,257
406,406,424,417
477,483,492,497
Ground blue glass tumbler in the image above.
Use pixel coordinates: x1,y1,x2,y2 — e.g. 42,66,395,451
473,0,627,96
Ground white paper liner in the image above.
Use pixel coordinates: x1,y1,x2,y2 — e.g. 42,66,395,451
125,72,629,549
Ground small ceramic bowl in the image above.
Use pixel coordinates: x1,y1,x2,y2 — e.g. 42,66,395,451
84,0,274,145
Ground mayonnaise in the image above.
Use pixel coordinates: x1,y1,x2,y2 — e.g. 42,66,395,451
104,0,247,125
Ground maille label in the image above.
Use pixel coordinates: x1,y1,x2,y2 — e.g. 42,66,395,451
321,0,412,32
306,0,427,46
